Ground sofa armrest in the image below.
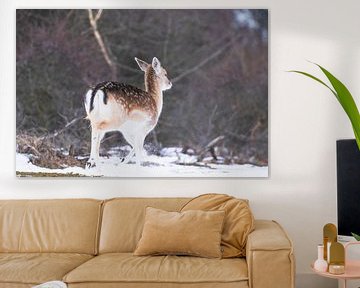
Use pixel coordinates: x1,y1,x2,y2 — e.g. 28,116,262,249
246,220,295,288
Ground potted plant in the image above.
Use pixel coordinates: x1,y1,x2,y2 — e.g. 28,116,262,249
290,63,360,240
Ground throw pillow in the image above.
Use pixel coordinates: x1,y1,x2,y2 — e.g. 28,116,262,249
181,193,254,258
134,207,225,258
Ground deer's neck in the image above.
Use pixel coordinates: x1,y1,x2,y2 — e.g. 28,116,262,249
145,68,163,116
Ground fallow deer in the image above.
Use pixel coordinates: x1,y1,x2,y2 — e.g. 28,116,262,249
84,57,172,168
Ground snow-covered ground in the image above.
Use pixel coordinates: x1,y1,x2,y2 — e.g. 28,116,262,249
16,147,268,177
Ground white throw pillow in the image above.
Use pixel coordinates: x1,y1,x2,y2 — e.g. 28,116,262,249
32,281,67,288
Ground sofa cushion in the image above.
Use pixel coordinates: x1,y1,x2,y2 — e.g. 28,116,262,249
67,282,249,288
0,253,93,285
134,207,225,258
99,198,190,253
181,194,254,258
0,199,102,254
0,284,33,287
63,253,248,284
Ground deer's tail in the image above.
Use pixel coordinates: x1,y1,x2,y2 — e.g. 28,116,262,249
84,88,108,115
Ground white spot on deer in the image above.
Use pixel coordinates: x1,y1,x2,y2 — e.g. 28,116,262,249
84,89,93,115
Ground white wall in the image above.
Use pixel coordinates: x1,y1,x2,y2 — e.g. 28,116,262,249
1,0,360,287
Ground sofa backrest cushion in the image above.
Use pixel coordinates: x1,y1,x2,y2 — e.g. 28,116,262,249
99,198,189,253
181,194,254,258
0,199,102,254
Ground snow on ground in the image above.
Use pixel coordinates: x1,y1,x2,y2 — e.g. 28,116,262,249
16,153,87,176
16,148,268,177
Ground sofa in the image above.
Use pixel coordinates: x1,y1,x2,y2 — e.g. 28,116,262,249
0,198,295,288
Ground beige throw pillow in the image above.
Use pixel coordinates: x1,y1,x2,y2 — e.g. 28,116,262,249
181,194,255,258
134,207,225,258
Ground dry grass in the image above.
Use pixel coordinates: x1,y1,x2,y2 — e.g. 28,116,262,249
16,133,87,169
16,171,85,177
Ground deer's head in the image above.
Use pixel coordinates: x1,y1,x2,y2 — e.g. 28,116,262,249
135,57,172,91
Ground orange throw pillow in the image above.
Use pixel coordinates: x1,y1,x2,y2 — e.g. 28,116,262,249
134,207,225,258
181,194,254,258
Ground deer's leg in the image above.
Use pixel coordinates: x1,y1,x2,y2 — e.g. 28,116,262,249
121,148,135,164
134,135,145,166
86,128,104,169
120,133,135,164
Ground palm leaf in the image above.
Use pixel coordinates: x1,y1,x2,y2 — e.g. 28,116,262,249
351,232,360,241
289,64,360,150
315,65,360,149
288,70,337,98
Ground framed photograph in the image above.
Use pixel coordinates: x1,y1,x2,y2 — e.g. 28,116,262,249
16,9,268,177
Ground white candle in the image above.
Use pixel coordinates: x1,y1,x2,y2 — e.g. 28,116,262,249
327,242,331,263
329,264,345,274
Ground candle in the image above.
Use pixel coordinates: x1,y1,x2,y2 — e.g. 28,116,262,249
328,264,345,275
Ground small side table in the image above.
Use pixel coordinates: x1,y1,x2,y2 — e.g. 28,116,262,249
311,242,360,288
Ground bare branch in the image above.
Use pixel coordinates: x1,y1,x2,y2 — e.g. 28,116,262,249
116,62,140,73
87,9,117,79
172,34,242,83
101,133,119,144
94,9,103,22
225,130,248,142
197,135,225,161
41,116,85,140
204,135,225,150
171,30,236,69
162,15,172,63
250,118,263,140
207,104,218,137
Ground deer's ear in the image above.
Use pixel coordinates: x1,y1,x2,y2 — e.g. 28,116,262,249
152,57,161,75
135,57,149,72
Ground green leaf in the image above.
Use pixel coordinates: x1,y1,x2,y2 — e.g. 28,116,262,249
351,232,360,241
288,70,337,98
316,64,360,150
289,64,360,151
353,127,360,150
